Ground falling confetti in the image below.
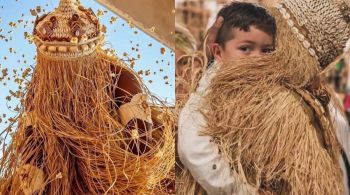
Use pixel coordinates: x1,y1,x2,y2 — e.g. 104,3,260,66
109,16,118,24
30,9,37,16
160,47,166,55
96,9,107,17
0,0,174,133
8,22,17,28
100,25,107,33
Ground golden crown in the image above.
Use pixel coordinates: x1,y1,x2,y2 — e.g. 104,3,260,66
33,0,103,58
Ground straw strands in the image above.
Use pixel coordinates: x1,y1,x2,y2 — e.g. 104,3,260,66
0,49,175,194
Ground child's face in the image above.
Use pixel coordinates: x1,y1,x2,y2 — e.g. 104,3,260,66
213,26,274,62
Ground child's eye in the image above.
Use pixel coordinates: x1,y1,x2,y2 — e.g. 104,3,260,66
239,46,251,53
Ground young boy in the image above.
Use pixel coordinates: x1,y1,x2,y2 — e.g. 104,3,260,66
212,2,275,62
181,0,350,194
177,2,276,194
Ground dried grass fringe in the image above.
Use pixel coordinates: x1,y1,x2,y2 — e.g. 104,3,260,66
175,51,206,195
175,51,206,111
0,49,175,194
178,8,343,195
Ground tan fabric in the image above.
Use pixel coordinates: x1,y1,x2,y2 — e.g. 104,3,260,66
95,0,175,50
15,164,45,195
117,93,153,126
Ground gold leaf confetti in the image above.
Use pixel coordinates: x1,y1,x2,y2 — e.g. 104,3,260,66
97,9,105,17
56,172,63,179
30,9,37,16
9,22,18,28
130,60,135,68
109,16,118,24
160,47,166,55
5,96,11,101
100,25,107,33
8,118,16,123
36,6,42,13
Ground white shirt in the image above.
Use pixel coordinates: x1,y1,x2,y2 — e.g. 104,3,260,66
330,102,350,195
178,63,256,195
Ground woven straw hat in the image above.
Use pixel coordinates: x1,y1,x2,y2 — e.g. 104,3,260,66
277,0,350,68
175,23,197,54
33,0,103,58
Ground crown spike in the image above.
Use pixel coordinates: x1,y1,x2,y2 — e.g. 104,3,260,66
58,0,77,10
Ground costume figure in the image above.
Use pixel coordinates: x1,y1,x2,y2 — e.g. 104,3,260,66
0,0,174,194
179,0,350,194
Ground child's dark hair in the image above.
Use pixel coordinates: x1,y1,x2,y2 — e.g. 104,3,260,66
216,2,276,46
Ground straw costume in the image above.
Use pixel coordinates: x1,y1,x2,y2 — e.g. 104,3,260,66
175,23,206,188
197,0,350,194
175,23,204,106
0,0,174,194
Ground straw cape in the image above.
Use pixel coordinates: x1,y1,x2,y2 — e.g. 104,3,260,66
0,0,174,194
179,0,350,194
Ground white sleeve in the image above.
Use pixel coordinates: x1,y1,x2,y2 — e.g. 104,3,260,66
328,102,350,195
177,65,257,195
329,102,350,162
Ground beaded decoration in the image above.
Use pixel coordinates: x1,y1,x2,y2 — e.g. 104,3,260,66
33,0,103,58
276,0,350,68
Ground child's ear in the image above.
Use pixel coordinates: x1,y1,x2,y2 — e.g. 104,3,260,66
212,43,223,63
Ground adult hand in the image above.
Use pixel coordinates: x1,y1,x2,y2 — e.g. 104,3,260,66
204,16,224,62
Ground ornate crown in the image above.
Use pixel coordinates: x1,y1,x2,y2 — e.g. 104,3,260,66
33,0,103,58
277,0,350,67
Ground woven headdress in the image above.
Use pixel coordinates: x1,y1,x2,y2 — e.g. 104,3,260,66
277,0,350,68
33,0,103,58
175,23,197,55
